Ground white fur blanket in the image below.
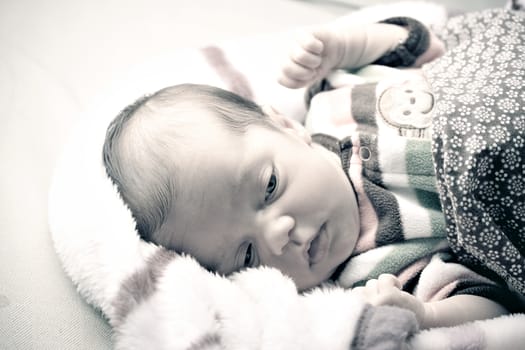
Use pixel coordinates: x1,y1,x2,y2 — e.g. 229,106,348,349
48,2,525,349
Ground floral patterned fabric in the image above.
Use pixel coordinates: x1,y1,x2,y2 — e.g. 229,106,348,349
423,9,525,294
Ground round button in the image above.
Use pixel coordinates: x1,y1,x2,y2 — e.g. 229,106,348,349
359,146,371,161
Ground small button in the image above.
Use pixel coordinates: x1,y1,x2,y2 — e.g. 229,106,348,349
359,146,371,161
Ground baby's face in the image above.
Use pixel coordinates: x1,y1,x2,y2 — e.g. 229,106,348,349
159,109,360,290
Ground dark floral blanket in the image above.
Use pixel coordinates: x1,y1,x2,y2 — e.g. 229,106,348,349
423,9,525,294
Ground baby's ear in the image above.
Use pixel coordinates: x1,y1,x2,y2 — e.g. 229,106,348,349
262,105,312,145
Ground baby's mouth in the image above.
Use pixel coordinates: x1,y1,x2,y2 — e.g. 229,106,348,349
307,223,328,266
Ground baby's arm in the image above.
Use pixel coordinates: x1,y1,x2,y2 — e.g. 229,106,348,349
353,274,507,329
279,17,445,88
422,294,507,329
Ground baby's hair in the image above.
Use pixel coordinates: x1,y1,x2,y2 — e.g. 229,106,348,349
103,83,270,242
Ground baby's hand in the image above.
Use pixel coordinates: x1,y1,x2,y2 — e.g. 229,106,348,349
278,27,344,89
351,274,426,324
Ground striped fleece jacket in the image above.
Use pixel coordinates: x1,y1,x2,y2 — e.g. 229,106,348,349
306,67,522,311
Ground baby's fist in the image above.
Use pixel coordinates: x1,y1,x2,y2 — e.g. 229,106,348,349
351,274,426,324
278,31,324,89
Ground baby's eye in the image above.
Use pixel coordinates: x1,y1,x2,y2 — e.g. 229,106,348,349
264,167,279,203
243,243,256,268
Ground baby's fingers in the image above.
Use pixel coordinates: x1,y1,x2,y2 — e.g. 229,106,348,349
278,76,308,89
278,62,317,88
290,46,322,69
278,30,326,89
377,274,402,290
365,278,379,292
297,30,324,55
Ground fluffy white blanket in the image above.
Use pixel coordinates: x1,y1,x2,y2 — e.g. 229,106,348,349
48,2,525,349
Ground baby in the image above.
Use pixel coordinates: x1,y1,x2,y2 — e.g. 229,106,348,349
103,13,522,328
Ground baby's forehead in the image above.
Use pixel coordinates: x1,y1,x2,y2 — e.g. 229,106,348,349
132,104,275,181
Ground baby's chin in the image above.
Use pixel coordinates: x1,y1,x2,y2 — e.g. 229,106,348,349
294,266,339,291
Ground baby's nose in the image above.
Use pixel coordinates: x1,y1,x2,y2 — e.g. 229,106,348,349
262,215,295,256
